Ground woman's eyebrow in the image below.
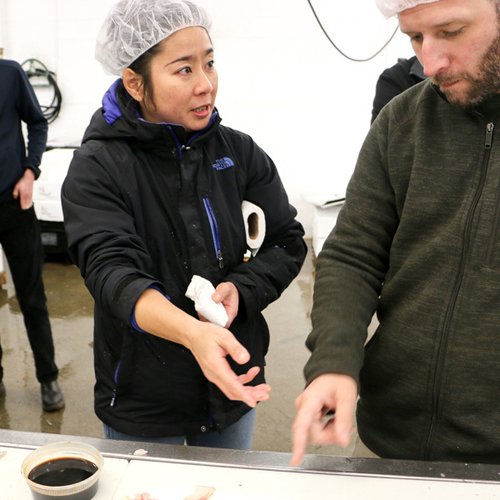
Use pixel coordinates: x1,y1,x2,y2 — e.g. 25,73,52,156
167,48,214,66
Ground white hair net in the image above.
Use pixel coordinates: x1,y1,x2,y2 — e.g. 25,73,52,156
376,0,440,18
95,0,212,75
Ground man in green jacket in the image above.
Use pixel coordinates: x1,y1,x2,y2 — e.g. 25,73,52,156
292,0,500,465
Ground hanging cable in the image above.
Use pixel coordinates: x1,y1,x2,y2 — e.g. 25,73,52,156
306,0,399,62
21,58,62,123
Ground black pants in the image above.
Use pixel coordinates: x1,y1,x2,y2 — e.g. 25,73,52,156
0,199,58,383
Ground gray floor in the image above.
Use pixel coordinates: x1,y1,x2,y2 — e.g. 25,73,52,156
0,241,350,457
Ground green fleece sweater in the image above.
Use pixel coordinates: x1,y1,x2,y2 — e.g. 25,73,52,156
305,80,500,463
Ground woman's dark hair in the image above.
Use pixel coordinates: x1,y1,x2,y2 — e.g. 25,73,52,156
128,41,164,111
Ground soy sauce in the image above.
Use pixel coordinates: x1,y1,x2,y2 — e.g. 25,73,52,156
28,457,98,486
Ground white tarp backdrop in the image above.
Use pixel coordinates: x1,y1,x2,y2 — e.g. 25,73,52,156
0,0,414,234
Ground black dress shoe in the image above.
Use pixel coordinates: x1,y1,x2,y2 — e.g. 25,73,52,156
0,381,5,398
41,380,65,412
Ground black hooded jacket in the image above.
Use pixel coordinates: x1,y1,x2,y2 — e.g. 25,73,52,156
61,80,306,437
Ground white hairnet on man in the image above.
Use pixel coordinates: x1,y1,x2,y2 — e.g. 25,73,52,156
95,0,212,75
376,0,441,18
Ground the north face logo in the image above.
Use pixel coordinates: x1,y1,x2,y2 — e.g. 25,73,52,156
212,157,235,171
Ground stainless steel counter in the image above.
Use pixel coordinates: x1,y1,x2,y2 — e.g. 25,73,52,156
1,429,499,499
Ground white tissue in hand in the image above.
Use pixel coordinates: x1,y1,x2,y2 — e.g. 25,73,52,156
185,275,229,327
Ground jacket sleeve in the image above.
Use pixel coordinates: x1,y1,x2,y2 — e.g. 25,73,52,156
304,114,399,385
61,145,164,324
14,63,48,177
223,138,307,319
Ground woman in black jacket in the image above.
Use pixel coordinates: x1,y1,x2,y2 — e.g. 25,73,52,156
61,0,306,450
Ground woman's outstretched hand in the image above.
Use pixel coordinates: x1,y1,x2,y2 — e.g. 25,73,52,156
135,287,271,408
187,321,271,407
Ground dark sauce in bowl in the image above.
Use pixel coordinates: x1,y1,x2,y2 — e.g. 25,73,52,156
28,457,98,487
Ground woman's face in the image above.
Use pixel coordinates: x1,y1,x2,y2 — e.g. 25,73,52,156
137,27,218,131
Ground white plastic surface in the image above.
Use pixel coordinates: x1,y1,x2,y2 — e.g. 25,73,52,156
2,446,500,500
113,459,500,500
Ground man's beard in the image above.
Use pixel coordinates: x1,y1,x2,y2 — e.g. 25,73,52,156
433,32,500,108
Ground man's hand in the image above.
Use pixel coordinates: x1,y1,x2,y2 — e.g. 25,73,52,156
290,373,357,466
12,168,35,209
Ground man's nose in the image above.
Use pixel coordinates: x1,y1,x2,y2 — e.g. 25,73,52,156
419,40,451,78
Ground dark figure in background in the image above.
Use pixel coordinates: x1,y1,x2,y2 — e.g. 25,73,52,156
371,55,425,123
0,58,64,412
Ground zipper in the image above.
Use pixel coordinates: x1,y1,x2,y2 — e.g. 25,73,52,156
423,121,493,459
484,122,494,149
485,123,497,266
110,361,122,407
202,197,224,269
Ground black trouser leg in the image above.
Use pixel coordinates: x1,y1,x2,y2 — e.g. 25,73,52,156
0,200,58,383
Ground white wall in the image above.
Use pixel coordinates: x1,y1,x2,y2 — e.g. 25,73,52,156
0,0,415,234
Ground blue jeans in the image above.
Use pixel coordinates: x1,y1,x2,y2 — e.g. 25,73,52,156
103,408,256,450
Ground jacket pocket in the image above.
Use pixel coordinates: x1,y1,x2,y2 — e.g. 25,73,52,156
485,194,500,267
109,360,122,407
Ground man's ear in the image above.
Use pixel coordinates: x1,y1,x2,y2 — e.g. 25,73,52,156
122,68,144,102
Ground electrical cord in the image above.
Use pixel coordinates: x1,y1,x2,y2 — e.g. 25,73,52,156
21,58,62,123
306,0,399,62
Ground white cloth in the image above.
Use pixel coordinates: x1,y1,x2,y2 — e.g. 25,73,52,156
185,275,228,327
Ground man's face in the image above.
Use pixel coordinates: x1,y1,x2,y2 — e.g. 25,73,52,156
399,0,499,107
